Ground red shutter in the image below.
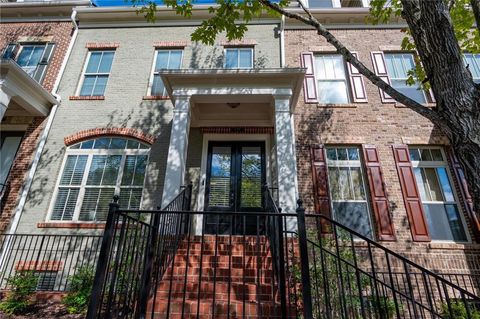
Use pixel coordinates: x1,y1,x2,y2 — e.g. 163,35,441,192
310,145,331,232
448,148,480,242
362,145,396,241
301,52,318,104
392,145,430,242
371,51,395,103
347,52,368,103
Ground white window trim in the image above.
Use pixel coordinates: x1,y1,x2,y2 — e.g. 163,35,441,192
410,146,471,243
326,147,374,239
384,52,428,103
314,54,351,104
76,50,115,97
223,47,254,69
147,49,184,96
46,144,149,223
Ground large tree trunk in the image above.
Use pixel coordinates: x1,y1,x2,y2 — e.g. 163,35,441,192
400,0,480,220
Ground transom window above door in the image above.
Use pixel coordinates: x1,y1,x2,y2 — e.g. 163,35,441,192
49,137,150,222
326,146,373,239
315,54,350,104
409,147,468,242
224,48,253,69
149,49,183,96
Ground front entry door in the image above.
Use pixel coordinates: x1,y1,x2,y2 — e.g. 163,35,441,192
204,141,266,234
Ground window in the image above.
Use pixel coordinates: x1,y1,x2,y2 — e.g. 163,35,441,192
384,53,426,104
36,272,57,291
2,43,55,82
79,51,115,96
49,137,150,222
326,147,373,239
149,49,183,96
409,147,468,242
307,0,368,8
224,48,253,69
463,53,480,83
315,54,350,104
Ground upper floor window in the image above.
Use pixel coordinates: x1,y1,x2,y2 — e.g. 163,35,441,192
326,146,373,239
307,0,369,8
315,54,350,104
224,48,253,69
49,137,150,222
463,53,480,83
409,147,468,242
2,42,55,83
384,53,426,104
79,50,115,97
149,49,183,96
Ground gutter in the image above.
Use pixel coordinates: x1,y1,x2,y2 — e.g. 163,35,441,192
4,9,79,237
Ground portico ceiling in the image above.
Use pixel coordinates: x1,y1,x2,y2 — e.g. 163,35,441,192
160,68,306,113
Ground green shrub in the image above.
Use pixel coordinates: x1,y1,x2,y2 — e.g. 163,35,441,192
0,270,38,315
368,296,398,319
62,265,95,314
440,300,480,319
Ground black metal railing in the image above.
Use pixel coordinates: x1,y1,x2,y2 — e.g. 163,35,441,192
87,191,480,319
292,199,480,319
0,233,102,292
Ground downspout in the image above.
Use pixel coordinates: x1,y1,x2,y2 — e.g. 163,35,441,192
5,9,79,236
280,15,285,68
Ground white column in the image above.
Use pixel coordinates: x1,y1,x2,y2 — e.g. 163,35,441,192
0,89,11,121
274,94,297,220
161,95,191,207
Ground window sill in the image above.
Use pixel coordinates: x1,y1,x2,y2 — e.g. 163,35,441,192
394,102,436,108
428,242,480,250
142,95,170,100
69,96,105,101
316,103,357,108
37,222,106,229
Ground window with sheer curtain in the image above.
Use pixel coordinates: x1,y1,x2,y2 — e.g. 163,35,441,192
315,54,350,104
326,147,373,239
410,147,468,242
49,137,150,222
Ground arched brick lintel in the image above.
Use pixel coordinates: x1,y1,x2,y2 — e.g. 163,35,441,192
64,128,156,146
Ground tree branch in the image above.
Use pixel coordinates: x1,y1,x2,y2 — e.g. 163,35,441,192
258,0,444,125
471,0,480,33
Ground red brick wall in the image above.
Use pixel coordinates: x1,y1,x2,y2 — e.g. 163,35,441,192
0,117,46,232
0,21,73,92
285,28,480,274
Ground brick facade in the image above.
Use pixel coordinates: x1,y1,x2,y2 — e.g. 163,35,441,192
285,28,480,274
63,127,156,146
0,21,73,92
0,21,73,232
0,117,46,232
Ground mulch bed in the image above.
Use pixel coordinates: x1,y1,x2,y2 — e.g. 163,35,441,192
0,301,84,318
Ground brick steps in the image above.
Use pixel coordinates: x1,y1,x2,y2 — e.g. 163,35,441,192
147,235,282,318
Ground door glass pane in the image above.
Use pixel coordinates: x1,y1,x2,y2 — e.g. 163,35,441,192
240,147,262,208
0,136,22,186
208,147,231,207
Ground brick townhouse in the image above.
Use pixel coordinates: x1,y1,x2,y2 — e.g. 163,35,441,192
0,1,479,318
0,0,91,233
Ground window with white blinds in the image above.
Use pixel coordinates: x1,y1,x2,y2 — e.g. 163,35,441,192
49,137,150,222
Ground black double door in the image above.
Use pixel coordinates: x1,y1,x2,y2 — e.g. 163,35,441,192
204,141,266,235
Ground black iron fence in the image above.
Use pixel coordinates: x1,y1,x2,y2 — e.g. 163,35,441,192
86,189,480,319
0,233,102,292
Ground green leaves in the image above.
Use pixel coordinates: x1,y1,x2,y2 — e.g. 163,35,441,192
0,271,38,315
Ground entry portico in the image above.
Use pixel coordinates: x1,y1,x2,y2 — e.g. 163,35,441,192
160,68,304,219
